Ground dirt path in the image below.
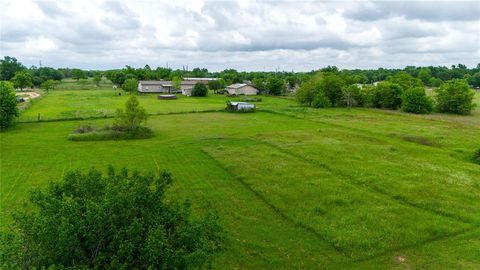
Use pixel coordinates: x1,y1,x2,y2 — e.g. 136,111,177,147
16,91,40,100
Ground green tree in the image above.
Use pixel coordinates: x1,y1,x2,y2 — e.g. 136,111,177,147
1,167,224,269
172,76,182,93
207,79,226,92
435,79,475,115
93,73,102,86
122,78,138,93
40,79,59,93
115,95,147,130
401,87,433,114
0,56,25,81
372,82,403,109
71,69,86,80
0,81,19,130
388,71,423,91
317,72,345,106
191,82,208,97
296,79,319,106
417,68,432,85
252,78,267,93
11,70,33,90
468,72,480,88
341,84,364,108
266,77,285,95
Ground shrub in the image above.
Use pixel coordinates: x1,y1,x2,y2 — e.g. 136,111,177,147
341,84,365,108
312,92,331,108
401,87,433,114
191,82,208,96
122,78,138,92
266,76,285,95
434,79,475,115
0,81,19,130
1,167,224,269
372,82,403,109
68,126,154,141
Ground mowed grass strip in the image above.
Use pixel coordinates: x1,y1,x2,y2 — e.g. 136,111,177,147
256,129,480,224
203,140,468,259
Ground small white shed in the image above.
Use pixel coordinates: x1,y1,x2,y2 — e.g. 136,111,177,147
226,101,256,112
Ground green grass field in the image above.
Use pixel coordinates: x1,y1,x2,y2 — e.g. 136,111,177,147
1,85,480,269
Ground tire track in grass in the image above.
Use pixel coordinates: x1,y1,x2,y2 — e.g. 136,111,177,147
204,138,478,262
258,138,474,225
200,149,348,257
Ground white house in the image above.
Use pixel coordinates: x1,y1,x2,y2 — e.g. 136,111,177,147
225,83,258,95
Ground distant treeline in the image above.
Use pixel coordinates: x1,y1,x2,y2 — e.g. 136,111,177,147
1,56,480,89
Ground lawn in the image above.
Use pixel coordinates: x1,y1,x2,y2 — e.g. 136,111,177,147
1,88,479,269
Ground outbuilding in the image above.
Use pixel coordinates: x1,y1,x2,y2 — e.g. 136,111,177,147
226,101,256,112
225,83,258,95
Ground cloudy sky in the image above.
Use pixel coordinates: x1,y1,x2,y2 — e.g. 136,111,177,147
1,0,479,71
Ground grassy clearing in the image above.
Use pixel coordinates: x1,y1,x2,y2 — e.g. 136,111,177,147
1,88,480,268
18,89,295,121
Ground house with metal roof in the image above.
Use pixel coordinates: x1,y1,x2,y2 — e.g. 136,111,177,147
138,80,197,94
225,83,258,95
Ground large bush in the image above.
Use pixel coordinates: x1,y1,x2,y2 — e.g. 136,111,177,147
401,87,433,114
317,72,345,106
372,82,403,109
191,82,208,96
435,79,476,115
266,76,285,95
1,167,224,269
388,71,423,91
121,78,138,92
0,81,19,130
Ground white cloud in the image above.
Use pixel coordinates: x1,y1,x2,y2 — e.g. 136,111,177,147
0,0,479,70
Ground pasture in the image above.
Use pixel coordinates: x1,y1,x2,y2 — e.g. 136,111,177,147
1,86,480,269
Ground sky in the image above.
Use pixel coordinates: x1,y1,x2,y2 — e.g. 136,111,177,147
0,0,479,71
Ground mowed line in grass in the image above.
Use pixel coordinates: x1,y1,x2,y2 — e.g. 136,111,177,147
203,139,469,259
254,128,480,224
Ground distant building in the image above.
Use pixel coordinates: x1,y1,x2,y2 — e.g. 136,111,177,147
225,83,258,95
138,80,199,95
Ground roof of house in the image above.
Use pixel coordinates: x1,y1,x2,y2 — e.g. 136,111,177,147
227,83,249,89
184,77,217,81
139,80,171,85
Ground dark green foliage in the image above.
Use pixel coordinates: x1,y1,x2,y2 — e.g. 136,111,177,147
0,56,25,81
388,71,423,91
207,79,226,91
312,91,331,108
401,87,433,114
11,70,33,90
341,84,365,107
317,73,346,106
435,79,476,115
372,82,403,109
266,76,285,95
1,167,224,269
468,72,480,88
472,149,480,165
121,78,138,92
192,83,208,97
0,81,19,130
40,79,59,93
93,74,102,86
71,69,87,80
296,79,318,106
